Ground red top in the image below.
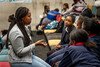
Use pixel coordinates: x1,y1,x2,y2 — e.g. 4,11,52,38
71,42,85,46
89,34,96,38
0,62,11,67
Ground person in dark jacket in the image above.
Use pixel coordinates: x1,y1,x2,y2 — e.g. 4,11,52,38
82,17,100,60
46,15,76,66
59,29,100,67
58,14,76,46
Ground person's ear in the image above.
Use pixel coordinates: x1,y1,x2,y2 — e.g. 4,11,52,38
72,40,76,44
69,40,76,45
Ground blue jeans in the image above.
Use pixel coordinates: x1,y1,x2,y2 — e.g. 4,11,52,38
32,55,51,67
12,55,51,67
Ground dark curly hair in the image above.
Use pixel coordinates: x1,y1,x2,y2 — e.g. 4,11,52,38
6,7,31,48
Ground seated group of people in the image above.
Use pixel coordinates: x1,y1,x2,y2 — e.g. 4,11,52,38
0,0,100,67
45,0,100,67
36,0,92,33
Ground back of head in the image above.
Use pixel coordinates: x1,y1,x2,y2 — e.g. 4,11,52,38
81,8,93,18
76,15,84,29
54,8,59,12
63,3,69,9
70,29,88,43
82,17,100,34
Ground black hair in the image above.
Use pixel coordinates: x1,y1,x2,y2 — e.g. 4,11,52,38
8,14,15,22
63,3,69,9
54,8,59,12
72,0,79,6
44,5,49,9
6,7,31,48
81,8,93,18
44,5,50,15
1,29,8,37
65,14,75,23
83,17,100,34
69,29,88,43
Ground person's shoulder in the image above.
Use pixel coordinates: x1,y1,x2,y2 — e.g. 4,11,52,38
68,46,85,51
10,24,18,32
9,25,23,37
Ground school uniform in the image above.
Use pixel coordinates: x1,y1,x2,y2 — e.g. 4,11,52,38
89,34,100,60
60,25,76,45
46,25,75,65
59,42,100,67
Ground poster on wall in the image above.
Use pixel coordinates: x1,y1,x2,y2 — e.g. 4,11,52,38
0,0,32,3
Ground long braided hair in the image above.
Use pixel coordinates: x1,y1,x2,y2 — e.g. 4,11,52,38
6,7,31,48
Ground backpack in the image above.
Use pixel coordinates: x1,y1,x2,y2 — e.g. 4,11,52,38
45,21,58,29
47,10,60,21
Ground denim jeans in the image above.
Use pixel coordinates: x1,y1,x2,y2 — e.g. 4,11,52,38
12,55,51,67
32,55,51,67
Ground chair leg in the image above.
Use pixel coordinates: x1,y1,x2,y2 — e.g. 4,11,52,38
43,31,51,51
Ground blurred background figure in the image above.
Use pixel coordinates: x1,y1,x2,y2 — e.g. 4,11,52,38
36,8,60,30
61,3,69,15
72,0,87,6
43,5,50,17
36,5,50,30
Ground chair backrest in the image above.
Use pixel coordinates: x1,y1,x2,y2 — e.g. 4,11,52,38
0,46,9,62
0,62,11,67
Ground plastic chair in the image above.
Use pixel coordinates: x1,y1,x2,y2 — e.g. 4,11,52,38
0,62,11,67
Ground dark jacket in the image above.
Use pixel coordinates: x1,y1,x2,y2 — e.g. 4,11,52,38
89,34,100,47
89,34,100,60
60,25,75,45
59,44,100,67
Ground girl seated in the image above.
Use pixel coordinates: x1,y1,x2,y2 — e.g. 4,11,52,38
59,29,100,67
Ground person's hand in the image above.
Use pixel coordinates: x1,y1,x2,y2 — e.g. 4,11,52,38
55,44,62,49
34,39,47,47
